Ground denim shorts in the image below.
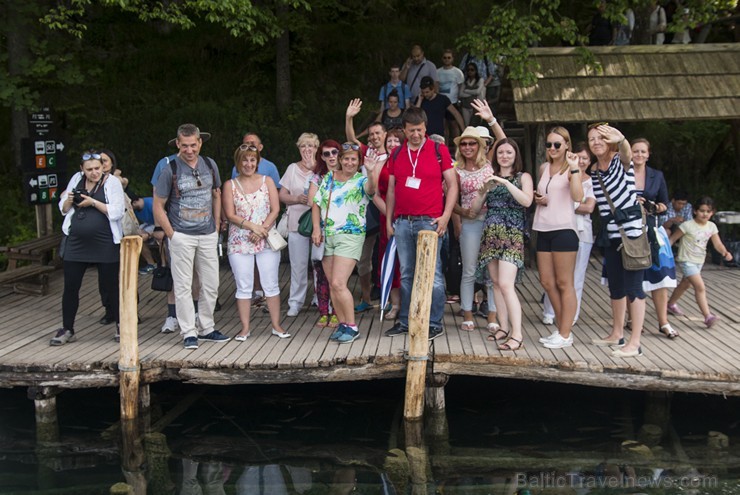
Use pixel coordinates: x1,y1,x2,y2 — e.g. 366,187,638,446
678,261,703,277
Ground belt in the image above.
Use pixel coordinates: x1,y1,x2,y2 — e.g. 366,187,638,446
396,215,435,221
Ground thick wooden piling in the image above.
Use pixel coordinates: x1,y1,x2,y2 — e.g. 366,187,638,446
404,231,438,421
119,236,142,421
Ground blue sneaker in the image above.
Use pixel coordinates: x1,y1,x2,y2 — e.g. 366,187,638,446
329,324,348,341
198,330,230,343
138,264,156,275
337,327,360,344
354,300,373,312
183,337,198,349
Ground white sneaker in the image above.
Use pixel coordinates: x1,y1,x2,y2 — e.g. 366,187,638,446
286,307,299,317
542,315,554,325
538,330,560,344
161,316,179,334
543,333,573,349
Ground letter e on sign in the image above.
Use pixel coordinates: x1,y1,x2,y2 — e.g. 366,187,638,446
36,156,47,169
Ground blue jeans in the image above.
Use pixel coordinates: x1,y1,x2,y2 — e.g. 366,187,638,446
394,217,445,329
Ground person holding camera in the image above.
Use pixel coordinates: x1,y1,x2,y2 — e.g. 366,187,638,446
51,151,125,345
631,138,678,339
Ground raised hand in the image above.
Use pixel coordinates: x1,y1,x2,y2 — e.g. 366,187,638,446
471,99,494,123
566,151,580,171
346,98,362,118
595,124,625,145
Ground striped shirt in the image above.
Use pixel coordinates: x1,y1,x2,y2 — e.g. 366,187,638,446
591,153,643,239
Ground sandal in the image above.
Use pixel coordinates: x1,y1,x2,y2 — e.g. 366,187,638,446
487,322,501,333
460,320,475,332
316,315,330,328
486,328,509,342
659,323,679,339
498,338,524,351
327,315,339,328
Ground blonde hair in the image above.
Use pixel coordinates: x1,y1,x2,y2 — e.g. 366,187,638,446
546,126,572,174
296,132,320,149
454,140,487,169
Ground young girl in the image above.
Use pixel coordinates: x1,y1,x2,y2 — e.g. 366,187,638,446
667,196,733,328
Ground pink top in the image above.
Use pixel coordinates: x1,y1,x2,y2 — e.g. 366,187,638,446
532,163,577,233
456,163,494,220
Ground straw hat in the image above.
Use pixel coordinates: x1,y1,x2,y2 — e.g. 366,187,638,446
453,126,484,148
475,126,494,144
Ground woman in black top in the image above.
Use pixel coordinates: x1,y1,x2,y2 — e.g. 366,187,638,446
376,90,403,130
51,151,125,345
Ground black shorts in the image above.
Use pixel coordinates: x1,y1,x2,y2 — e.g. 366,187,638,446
536,229,579,252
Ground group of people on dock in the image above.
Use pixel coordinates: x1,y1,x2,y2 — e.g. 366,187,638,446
51,48,733,355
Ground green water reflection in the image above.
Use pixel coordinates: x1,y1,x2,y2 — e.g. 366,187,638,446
0,378,738,494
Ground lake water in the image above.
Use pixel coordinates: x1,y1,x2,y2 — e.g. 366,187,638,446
1,377,738,494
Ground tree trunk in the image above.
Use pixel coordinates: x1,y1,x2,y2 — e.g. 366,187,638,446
275,27,291,115
632,5,654,45
5,0,31,168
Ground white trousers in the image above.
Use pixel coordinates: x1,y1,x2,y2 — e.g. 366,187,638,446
287,232,311,312
229,249,281,299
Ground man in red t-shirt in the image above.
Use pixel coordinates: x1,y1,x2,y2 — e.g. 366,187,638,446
384,107,458,340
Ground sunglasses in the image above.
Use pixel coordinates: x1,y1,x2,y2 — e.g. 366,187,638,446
545,142,563,149
322,149,339,158
193,169,202,187
341,143,361,151
588,121,609,130
82,153,102,161
459,141,478,147
239,144,258,151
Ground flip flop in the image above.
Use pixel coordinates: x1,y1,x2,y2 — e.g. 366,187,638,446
460,320,475,332
487,322,501,333
498,338,524,351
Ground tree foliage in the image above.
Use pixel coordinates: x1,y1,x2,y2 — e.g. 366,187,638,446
457,0,738,87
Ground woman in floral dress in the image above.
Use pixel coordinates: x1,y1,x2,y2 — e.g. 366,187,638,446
471,138,533,351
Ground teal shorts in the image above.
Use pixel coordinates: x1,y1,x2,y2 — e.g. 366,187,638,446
324,233,365,260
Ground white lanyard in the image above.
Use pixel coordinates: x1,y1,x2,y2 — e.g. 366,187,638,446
406,138,426,178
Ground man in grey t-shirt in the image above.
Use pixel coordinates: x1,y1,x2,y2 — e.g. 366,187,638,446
153,124,229,349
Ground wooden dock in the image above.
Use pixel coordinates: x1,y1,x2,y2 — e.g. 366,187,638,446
1,256,739,396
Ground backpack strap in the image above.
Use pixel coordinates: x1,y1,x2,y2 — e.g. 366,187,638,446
168,156,180,199
202,156,220,188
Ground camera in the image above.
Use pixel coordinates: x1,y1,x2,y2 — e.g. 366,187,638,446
72,188,86,205
643,200,658,215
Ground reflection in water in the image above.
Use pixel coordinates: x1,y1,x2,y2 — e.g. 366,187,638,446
0,379,738,493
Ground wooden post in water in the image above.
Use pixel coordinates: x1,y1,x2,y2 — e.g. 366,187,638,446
404,231,438,421
119,236,142,421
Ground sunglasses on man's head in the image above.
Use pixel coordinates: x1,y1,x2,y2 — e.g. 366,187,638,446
545,142,562,149
82,153,102,161
341,143,361,151
239,144,258,151
322,149,339,158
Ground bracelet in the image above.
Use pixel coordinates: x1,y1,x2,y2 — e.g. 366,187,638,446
488,117,497,126
617,137,625,146
570,169,579,174
92,200,96,208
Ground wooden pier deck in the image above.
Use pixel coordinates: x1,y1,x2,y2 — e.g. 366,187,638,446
1,257,738,395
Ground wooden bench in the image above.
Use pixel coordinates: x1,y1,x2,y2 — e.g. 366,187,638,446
0,233,63,270
0,264,56,295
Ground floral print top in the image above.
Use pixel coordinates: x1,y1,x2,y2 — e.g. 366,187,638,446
456,162,494,219
228,176,271,255
313,171,371,236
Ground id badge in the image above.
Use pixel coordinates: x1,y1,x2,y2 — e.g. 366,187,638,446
405,177,421,189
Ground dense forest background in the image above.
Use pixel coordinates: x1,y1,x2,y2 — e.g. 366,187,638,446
1,0,738,249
